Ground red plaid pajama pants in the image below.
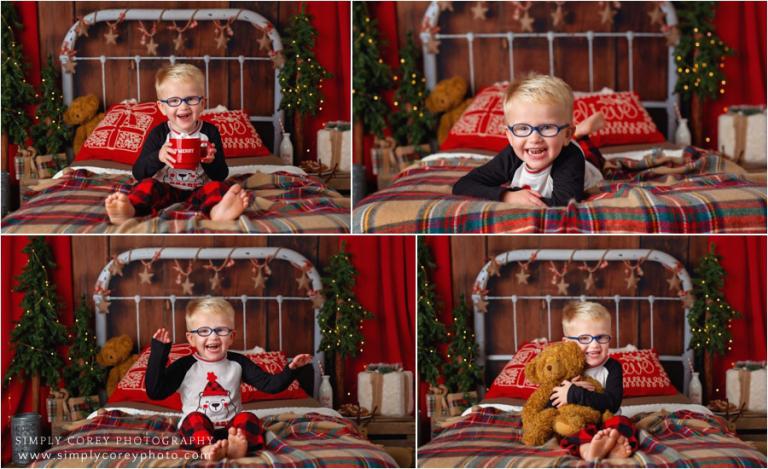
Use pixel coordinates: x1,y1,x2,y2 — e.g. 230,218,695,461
127,179,230,217
178,411,265,451
560,414,638,457
575,135,606,172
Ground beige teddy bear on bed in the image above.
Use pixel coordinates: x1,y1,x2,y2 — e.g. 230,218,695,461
96,334,138,397
63,94,105,154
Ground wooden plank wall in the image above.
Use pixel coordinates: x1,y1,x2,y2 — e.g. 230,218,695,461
36,1,306,148
392,1,670,133
449,236,710,390
71,236,340,358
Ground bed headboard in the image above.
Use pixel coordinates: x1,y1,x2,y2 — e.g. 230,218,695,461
92,247,324,397
471,248,694,395
419,1,680,140
59,8,285,153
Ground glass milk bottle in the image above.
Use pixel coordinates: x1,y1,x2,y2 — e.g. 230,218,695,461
319,375,333,408
688,372,703,404
279,133,294,166
675,118,692,146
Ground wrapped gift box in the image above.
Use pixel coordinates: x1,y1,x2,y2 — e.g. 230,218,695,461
725,361,766,413
358,363,414,417
718,106,767,169
317,122,350,172
446,391,479,416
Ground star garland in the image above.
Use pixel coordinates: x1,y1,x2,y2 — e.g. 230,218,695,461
486,256,501,277
515,250,539,285
256,23,274,52
438,1,453,12
548,251,575,295
295,261,313,293
94,283,111,314
138,248,163,285
421,25,441,54
167,11,199,52
472,283,489,313
551,1,566,28
172,259,195,295
249,249,279,291
137,20,160,56
308,289,325,309
622,250,651,292
599,1,621,27
75,16,91,38
60,46,77,74
213,10,242,50
471,1,489,21
664,261,684,295
108,254,126,277
203,251,236,292
577,250,608,293
103,10,126,45
513,2,534,33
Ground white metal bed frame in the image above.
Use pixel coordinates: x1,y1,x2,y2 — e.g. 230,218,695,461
420,1,681,140
471,249,694,395
60,9,285,153
93,247,324,397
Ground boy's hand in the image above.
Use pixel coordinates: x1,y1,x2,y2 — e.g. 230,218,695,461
200,144,216,164
158,142,177,168
288,354,313,369
152,328,171,344
571,376,596,392
502,189,547,208
550,380,572,408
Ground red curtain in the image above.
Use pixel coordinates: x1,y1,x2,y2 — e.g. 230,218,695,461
703,1,767,148
707,236,767,399
302,1,351,164
340,236,415,405
1,236,74,464
417,237,454,417
6,2,41,182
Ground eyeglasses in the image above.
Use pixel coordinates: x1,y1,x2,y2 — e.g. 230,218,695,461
188,327,233,337
159,96,203,107
565,334,612,344
507,123,570,138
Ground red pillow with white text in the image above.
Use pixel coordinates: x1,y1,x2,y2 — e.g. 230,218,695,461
572,91,666,147
485,341,677,399
440,83,665,152
75,101,166,165
200,110,270,158
108,343,307,410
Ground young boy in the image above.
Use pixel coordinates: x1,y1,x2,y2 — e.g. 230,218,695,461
552,301,636,461
146,298,313,461
105,64,249,224
452,75,604,207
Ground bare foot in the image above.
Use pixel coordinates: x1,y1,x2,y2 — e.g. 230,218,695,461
608,434,633,459
104,192,135,225
227,427,249,459
210,184,249,221
575,111,606,138
200,439,228,461
580,428,618,462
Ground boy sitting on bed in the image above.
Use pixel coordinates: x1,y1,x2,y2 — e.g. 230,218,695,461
146,298,313,461
105,64,249,224
452,75,605,207
552,301,637,461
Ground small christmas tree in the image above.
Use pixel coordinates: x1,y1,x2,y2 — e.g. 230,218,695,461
1,2,36,146
317,244,374,357
687,244,740,356
31,55,72,155
278,5,332,159
417,242,446,387
443,294,483,394
391,32,435,147
4,237,68,412
352,1,392,139
63,295,104,397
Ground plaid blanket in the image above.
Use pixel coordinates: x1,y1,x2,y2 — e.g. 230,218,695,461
2,170,350,233
418,407,767,468
31,410,397,468
353,148,766,233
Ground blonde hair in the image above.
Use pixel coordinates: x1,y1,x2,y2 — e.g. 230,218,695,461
562,301,611,335
155,64,205,97
186,297,235,329
503,74,574,122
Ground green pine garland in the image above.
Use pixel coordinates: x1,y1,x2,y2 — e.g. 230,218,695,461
391,32,435,147
673,2,732,102
687,244,740,356
1,2,36,145
417,242,446,387
278,6,332,117
353,2,392,138
317,245,374,357
31,55,72,155
63,295,105,397
443,294,483,394
4,237,68,389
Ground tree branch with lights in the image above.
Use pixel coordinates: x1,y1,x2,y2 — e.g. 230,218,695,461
417,241,447,388
391,32,435,148
1,2,36,155
31,55,72,156
63,295,105,397
443,294,483,394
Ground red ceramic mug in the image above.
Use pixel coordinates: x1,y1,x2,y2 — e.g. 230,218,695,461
170,137,207,170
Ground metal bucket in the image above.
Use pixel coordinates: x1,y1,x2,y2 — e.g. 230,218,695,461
11,412,42,465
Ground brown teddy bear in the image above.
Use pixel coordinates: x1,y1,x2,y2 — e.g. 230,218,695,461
521,341,613,446
425,76,473,145
96,334,138,397
63,94,104,154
